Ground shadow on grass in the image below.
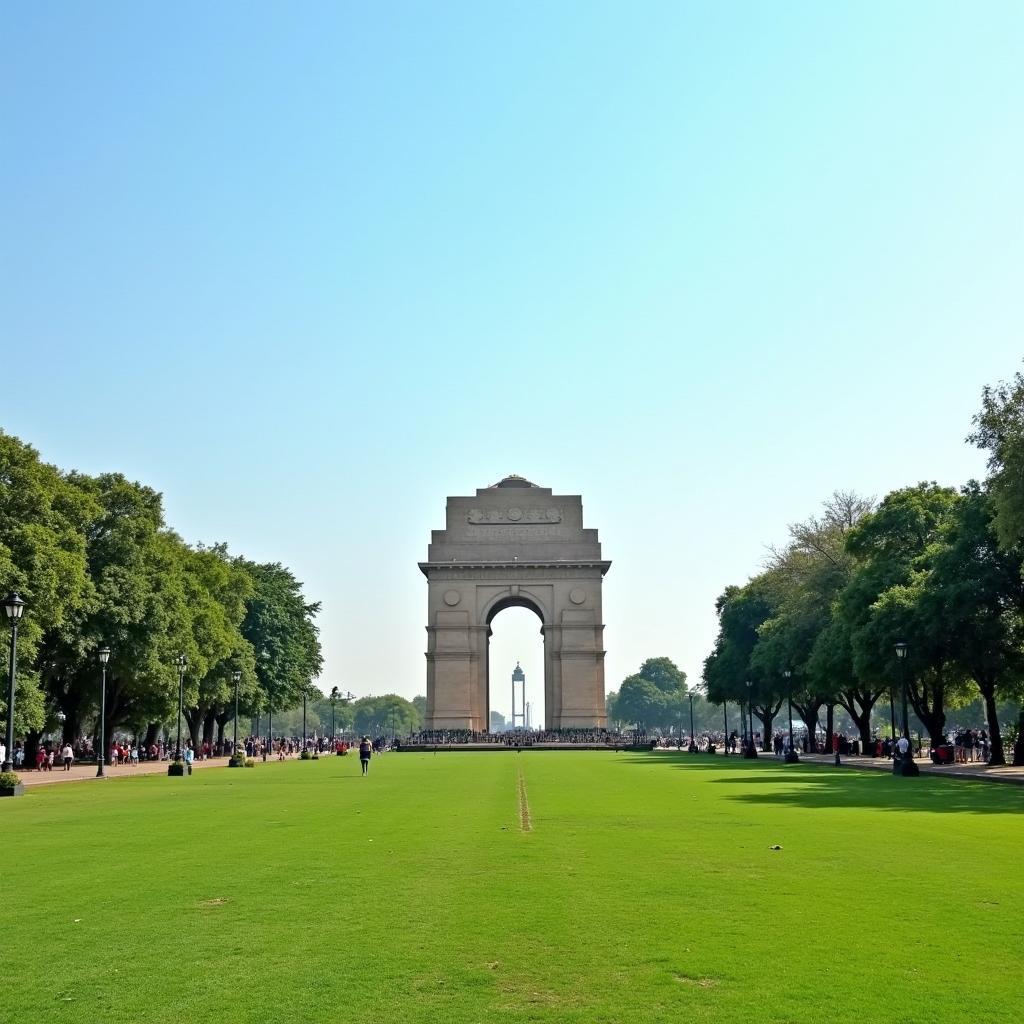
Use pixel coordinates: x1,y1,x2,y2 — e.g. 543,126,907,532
617,753,1024,815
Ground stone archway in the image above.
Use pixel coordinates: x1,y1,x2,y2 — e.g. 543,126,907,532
420,475,610,730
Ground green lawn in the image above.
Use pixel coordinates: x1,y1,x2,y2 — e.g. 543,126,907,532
3,752,1022,1023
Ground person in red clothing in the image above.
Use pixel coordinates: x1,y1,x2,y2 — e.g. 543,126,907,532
35,746,47,771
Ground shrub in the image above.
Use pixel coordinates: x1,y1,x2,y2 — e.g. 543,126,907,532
227,755,245,768
300,750,312,760
244,758,256,768
167,761,185,777
0,770,22,788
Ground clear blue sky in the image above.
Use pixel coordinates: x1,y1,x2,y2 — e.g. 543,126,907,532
3,2,1022,720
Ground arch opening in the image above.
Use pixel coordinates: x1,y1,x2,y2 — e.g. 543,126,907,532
487,605,545,732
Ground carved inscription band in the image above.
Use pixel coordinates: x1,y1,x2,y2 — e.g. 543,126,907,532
467,507,561,524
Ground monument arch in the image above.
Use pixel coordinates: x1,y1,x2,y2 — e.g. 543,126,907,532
420,475,610,731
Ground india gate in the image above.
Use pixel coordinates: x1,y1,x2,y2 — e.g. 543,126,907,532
420,475,610,731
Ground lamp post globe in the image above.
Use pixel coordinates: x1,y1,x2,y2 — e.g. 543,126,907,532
97,647,111,777
3,592,27,773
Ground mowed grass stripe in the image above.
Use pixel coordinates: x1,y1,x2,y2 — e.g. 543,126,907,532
517,762,533,832
2,752,1022,1024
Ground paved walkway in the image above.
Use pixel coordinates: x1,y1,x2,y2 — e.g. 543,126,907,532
15,756,235,787
759,750,1024,786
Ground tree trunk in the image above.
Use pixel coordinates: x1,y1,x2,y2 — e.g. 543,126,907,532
793,700,822,753
184,709,204,749
202,709,216,751
144,722,161,749
1013,709,1024,768
909,678,947,747
979,685,1005,766
838,689,881,751
61,705,83,746
825,703,834,754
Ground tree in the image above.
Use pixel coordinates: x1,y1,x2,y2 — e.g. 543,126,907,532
612,657,689,731
636,657,687,693
703,583,779,748
756,493,875,749
612,676,666,730
922,483,1024,764
352,694,420,735
236,559,323,721
38,473,189,748
490,710,507,731
840,483,967,746
970,370,1024,548
0,432,97,740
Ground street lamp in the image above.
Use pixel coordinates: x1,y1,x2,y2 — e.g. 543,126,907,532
744,680,758,759
894,641,909,738
302,690,307,752
3,593,26,773
97,647,111,777
893,640,919,776
231,670,242,762
174,655,187,760
783,669,799,763
723,702,729,756
688,692,696,752
330,686,339,739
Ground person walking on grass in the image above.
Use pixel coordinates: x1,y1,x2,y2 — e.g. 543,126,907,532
359,736,372,776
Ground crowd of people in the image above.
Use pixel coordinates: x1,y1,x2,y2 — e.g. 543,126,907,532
405,728,637,746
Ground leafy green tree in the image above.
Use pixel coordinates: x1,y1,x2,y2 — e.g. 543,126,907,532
637,657,687,693
703,583,780,748
237,559,323,722
755,493,874,749
38,473,190,747
180,545,257,750
840,483,967,745
353,694,419,735
920,483,1024,764
612,676,666,730
0,432,97,739
612,657,689,731
971,370,1024,547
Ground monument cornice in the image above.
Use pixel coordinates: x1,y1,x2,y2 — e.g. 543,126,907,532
419,559,611,579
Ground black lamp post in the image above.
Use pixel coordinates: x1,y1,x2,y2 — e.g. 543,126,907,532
2,593,26,773
893,640,919,776
894,641,910,738
174,654,186,760
723,702,729,756
330,686,339,739
783,669,799,763
302,691,307,752
97,647,111,777
745,680,758,758
231,670,241,759
746,680,754,743
688,692,696,752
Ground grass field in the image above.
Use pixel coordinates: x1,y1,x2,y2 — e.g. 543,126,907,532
3,752,1022,1024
